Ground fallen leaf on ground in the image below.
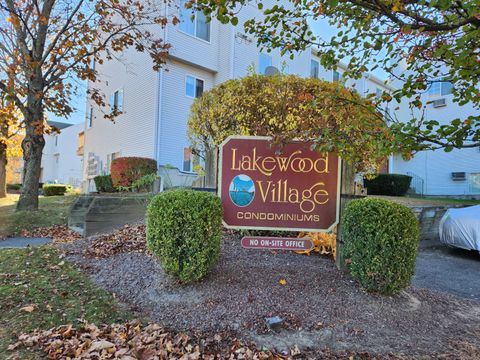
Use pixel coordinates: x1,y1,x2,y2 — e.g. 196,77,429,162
279,279,287,285
85,223,148,259
19,305,35,313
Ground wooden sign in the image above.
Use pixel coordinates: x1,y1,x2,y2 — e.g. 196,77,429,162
218,136,340,232
241,236,314,251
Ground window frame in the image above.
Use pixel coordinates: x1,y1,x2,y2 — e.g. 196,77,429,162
87,106,93,128
109,88,124,112
310,59,319,78
333,70,342,82
470,173,480,194
178,0,211,43
428,80,453,97
185,74,205,99
259,53,272,75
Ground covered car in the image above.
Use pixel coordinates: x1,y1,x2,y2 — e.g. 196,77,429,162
439,205,480,251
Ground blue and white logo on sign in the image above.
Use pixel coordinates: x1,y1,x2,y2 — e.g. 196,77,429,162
229,174,255,207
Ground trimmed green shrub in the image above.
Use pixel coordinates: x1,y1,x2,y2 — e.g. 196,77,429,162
341,198,420,295
363,174,412,196
42,184,68,196
7,183,22,191
146,190,223,283
110,157,157,187
94,175,115,192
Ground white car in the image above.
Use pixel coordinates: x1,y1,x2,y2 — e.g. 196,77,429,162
440,205,480,251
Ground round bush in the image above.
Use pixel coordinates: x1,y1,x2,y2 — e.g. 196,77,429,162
340,198,420,295
146,190,223,283
363,173,412,196
110,157,157,187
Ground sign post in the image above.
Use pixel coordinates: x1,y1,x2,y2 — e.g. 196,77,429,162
218,136,341,250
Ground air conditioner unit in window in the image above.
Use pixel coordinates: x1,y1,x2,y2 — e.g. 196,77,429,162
451,172,466,181
433,98,446,108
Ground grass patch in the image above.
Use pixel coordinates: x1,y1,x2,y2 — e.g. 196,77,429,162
0,194,77,237
0,246,130,358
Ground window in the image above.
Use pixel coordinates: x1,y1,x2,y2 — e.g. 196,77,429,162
109,89,124,112
183,148,192,172
55,135,58,146
185,75,204,98
87,107,93,128
310,60,319,78
428,81,453,97
333,70,342,82
470,173,480,194
109,90,123,112
259,53,272,75
179,0,210,41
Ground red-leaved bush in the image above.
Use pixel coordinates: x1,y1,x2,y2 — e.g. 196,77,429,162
110,157,157,187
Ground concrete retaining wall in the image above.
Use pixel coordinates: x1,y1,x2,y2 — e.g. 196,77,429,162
409,205,465,240
69,195,150,237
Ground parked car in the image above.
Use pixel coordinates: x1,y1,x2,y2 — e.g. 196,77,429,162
439,205,480,252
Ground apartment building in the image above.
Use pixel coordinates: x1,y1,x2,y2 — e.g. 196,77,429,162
81,0,394,192
388,61,480,197
41,121,84,187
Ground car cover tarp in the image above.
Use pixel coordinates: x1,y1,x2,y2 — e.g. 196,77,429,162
439,205,480,251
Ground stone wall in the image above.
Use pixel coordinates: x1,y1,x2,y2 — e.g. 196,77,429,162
69,195,150,237
409,205,465,240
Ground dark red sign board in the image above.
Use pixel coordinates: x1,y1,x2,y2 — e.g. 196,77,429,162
241,236,314,251
218,136,340,232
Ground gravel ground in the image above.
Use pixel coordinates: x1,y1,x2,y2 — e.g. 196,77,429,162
61,232,480,357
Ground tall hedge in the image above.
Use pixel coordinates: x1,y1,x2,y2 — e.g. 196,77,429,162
341,198,420,295
110,157,157,187
146,190,223,283
363,173,412,196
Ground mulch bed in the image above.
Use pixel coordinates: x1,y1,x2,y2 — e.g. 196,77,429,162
52,225,480,359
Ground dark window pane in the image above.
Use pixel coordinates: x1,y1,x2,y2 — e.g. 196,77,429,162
195,79,204,98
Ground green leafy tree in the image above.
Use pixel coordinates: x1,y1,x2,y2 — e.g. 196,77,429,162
195,0,480,152
189,74,395,172
0,0,176,210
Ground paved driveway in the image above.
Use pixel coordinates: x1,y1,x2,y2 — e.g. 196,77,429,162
413,239,480,301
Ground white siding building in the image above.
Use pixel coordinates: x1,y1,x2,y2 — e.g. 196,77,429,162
389,61,480,197
41,122,84,187
80,0,399,192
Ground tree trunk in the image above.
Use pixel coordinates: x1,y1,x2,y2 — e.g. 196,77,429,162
0,142,7,198
16,113,45,211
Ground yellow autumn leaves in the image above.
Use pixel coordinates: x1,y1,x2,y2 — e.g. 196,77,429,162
188,74,394,173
